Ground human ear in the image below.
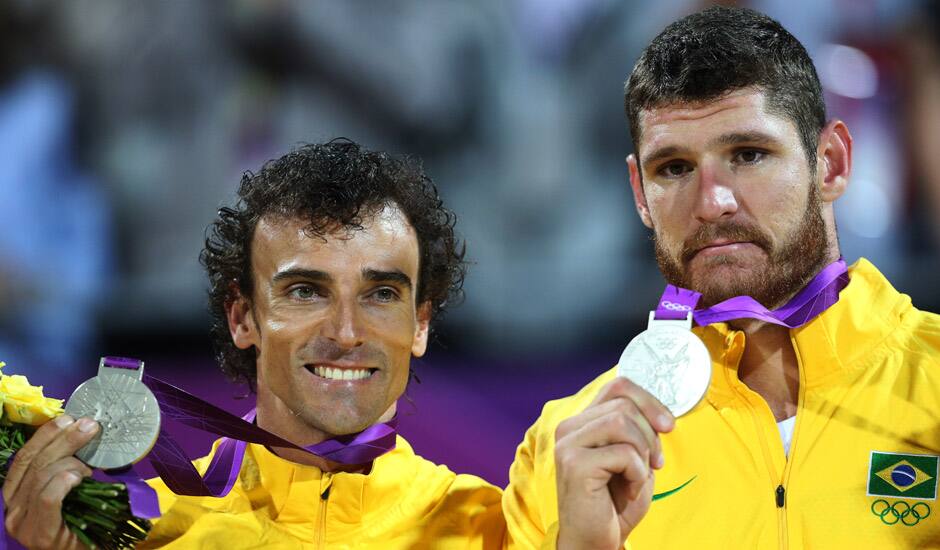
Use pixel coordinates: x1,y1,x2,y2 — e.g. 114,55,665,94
226,287,259,350
628,154,654,228
411,302,431,358
817,120,852,203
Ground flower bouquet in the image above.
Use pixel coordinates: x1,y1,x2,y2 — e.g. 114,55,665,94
0,362,152,549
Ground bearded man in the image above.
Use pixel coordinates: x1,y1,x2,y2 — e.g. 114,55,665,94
503,6,940,549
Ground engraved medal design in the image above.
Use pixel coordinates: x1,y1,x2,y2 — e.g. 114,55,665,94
617,313,711,417
64,357,161,469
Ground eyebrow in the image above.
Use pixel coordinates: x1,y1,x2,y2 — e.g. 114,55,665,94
641,131,781,170
642,145,688,169
271,268,332,284
712,131,779,147
363,269,413,290
270,267,413,290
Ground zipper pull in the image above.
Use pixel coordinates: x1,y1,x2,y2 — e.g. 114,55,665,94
775,485,785,508
320,472,332,500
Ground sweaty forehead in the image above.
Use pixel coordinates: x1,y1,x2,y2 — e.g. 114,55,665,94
643,90,763,125
250,204,420,277
636,89,794,158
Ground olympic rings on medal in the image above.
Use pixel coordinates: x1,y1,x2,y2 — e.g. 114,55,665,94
870,499,931,526
659,300,692,312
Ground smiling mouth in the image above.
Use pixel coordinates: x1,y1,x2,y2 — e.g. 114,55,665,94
305,365,377,381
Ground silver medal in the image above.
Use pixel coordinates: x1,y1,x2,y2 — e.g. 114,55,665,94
64,357,161,469
617,312,711,417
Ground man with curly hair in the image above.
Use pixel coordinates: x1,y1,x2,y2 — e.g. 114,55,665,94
6,139,504,549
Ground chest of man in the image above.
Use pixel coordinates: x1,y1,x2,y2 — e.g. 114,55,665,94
636,353,940,549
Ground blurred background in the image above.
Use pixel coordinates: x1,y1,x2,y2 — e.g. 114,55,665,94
2,0,939,486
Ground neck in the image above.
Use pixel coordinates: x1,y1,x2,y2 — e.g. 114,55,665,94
726,249,842,421
255,389,392,474
730,319,799,421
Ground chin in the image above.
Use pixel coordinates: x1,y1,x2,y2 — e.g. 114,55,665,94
692,269,766,306
693,248,766,270
691,261,754,285
299,405,385,437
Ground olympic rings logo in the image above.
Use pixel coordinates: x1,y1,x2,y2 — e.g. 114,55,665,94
660,301,692,312
871,499,931,526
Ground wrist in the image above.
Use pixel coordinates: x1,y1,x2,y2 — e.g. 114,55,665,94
556,524,623,550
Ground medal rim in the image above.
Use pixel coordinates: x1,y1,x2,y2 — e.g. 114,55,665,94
64,375,161,470
617,325,711,417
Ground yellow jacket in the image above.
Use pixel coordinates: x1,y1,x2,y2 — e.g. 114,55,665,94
503,259,940,549
142,435,505,549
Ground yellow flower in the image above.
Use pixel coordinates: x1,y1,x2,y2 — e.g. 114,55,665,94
0,369,64,426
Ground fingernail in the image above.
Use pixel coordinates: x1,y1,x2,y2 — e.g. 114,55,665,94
658,414,672,428
54,415,75,428
653,452,665,469
78,418,98,433
66,471,81,483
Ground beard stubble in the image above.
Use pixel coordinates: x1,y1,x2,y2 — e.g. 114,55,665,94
653,183,830,310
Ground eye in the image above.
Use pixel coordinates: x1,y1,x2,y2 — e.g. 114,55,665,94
371,287,400,303
657,162,692,178
734,149,766,165
288,284,322,300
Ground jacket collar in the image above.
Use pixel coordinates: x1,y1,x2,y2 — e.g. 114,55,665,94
243,434,418,524
699,258,910,406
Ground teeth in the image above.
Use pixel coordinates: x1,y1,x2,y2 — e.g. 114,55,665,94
311,366,373,381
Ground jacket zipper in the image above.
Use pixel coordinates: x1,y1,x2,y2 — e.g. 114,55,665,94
316,474,332,549
740,391,785,546
729,330,811,550
776,334,808,550
727,338,789,549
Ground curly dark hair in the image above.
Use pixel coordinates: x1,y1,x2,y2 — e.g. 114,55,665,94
626,6,826,171
201,138,466,387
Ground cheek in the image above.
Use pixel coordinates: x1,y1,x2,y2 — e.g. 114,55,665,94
366,310,415,377
647,185,683,223
368,308,418,349
258,315,313,358
748,183,808,239
647,192,687,248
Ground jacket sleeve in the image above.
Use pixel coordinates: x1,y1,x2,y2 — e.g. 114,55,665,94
502,390,633,550
503,417,555,550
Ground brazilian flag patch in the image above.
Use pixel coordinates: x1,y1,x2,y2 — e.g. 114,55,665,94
868,451,939,500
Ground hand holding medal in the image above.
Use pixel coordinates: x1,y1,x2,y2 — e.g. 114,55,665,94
556,259,850,549
0,361,153,550
3,354,400,549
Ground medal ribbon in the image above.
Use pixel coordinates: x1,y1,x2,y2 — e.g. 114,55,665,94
0,374,398,547
9,370,398,531
654,258,850,327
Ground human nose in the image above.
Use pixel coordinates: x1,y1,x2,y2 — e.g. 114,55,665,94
322,299,364,349
692,163,738,223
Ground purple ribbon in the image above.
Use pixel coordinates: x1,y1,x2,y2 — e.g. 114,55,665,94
1,371,398,548
654,258,850,328
91,466,164,519
138,374,397,500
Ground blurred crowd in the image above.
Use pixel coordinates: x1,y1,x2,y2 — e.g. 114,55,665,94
2,0,939,381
